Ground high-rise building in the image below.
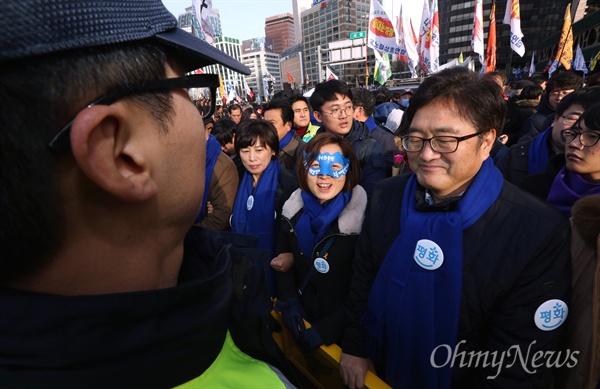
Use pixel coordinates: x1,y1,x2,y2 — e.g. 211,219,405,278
204,36,247,98
301,0,371,85
293,0,314,45
241,38,282,101
265,13,296,55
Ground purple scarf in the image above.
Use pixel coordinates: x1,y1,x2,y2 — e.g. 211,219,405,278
547,166,600,216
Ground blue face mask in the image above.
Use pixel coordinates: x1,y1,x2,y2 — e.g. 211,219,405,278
401,98,410,108
304,151,350,178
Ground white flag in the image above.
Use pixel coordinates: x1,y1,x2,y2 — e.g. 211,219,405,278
503,0,525,57
472,0,484,66
192,0,214,44
528,51,535,77
417,0,430,74
573,45,588,75
367,0,401,56
395,0,420,77
326,66,339,81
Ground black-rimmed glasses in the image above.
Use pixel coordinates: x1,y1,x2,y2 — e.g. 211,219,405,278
560,129,600,147
48,74,220,154
401,132,483,154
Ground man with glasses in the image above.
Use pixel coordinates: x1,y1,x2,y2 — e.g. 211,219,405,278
497,87,600,187
0,1,294,387
520,104,600,214
310,80,387,196
519,72,584,142
340,68,571,389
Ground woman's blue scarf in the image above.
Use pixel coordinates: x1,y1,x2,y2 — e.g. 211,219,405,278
231,159,281,254
295,190,352,258
528,126,552,174
547,166,600,217
195,135,222,223
364,157,504,389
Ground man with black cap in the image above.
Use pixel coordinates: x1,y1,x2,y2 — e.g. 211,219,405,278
0,1,293,387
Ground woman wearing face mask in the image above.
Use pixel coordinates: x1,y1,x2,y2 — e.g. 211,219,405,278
230,120,297,295
272,133,366,350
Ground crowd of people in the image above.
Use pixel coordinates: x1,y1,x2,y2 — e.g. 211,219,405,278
1,1,600,388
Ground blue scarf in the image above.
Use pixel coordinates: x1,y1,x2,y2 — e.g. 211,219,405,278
195,135,222,223
295,190,352,258
547,166,600,217
231,160,281,254
279,130,294,151
364,158,504,389
528,126,552,174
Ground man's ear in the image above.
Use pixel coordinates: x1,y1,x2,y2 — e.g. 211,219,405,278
69,105,157,202
482,129,497,154
313,111,323,124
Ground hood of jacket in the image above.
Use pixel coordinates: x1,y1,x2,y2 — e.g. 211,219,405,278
282,185,367,235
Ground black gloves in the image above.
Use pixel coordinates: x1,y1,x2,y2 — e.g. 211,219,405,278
275,298,323,350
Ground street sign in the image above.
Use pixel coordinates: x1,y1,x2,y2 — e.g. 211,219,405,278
349,31,366,40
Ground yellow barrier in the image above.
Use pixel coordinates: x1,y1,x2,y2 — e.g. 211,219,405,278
271,311,391,389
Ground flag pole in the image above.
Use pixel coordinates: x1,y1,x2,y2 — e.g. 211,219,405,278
365,42,369,87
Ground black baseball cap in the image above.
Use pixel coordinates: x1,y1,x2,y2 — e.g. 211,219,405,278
0,0,250,75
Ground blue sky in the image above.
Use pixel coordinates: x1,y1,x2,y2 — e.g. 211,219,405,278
162,0,294,41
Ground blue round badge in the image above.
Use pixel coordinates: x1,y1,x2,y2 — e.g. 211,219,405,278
246,195,254,211
413,239,444,270
314,257,330,274
534,299,568,331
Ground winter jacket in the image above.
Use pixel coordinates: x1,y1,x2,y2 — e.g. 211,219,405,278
278,131,305,176
275,186,367,345
519,94,555,142
196,152,239,231
373,101,400,126
556,195,600,389
0,228,294,389
342,173,572,388
369,124,401,176
519,153,565,201
502,99,539,147
317,120,387,197
496,128,559,187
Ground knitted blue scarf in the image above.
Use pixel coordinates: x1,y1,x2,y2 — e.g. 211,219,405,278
195,135,223,223
527,126,552,174
231,160,281,254
295,190,352,258
364,158,504,389
279,130,294,151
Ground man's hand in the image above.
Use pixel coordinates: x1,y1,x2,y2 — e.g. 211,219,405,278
270,252,294,272
340,353,374,389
